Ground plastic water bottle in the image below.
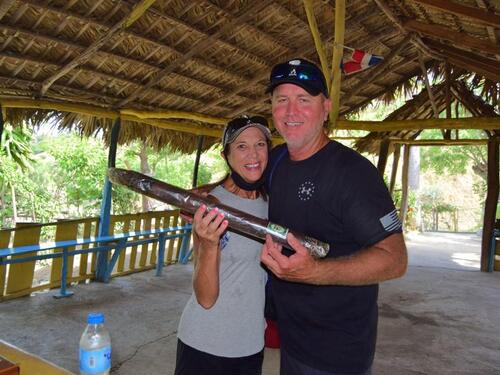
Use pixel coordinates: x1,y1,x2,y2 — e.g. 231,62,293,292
79,313,111,375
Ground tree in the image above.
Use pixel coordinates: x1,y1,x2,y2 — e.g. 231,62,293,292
39,134,109,217
0,124,35,225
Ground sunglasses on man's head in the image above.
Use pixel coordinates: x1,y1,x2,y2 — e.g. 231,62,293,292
270,63,324,83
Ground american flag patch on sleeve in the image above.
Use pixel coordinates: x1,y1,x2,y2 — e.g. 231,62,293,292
379,209,402,231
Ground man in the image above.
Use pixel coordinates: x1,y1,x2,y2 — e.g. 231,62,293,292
261,58,408,375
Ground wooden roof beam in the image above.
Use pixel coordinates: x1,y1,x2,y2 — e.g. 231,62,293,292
1,98,498,136
336,117,500,131
450,81,499,117
39,0,157,96
120,109,227,126
329,0,345,129
417,52,440,119
413,0,500,28
424,39,500,82
393,139,489,146
303,0,332,92
372,0,442,60
404,19,500,57
475,0,500,61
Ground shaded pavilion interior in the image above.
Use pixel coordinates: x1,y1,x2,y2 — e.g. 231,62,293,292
0,0,499,271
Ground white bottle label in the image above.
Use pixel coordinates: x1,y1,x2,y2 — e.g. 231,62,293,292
80,346,111,373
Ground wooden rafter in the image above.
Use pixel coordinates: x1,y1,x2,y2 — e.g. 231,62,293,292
372,0,440,59
115,1,272,108
393,139,488,146
2,98,499,137
450,81,499,117
476,0,500,61
373,0,405,34
120,109,227,126
303,0,331,92
413,0,500,28
39,0,157,96
329,0,345,129
404,19,500,57
417,52,439,118
424,39,500,82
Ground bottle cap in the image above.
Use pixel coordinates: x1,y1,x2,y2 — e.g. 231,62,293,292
87,313,104,324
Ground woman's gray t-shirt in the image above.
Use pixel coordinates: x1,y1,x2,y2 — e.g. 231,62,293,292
177,185,268,357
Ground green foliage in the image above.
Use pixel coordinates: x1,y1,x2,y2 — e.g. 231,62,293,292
0,124,38,227
121,141,227,189
38,134,108,216
419,129,488,180
1,129,229,227
0,124,35,170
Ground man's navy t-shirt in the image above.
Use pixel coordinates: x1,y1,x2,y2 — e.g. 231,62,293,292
267,141,402,373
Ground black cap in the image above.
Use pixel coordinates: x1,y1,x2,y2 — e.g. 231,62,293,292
266,58,329,97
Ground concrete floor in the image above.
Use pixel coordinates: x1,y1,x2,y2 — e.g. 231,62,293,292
1,232,499,375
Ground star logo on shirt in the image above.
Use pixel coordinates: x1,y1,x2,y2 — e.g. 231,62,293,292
298,181,315,201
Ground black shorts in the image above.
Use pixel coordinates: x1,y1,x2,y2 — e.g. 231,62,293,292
281,348,372,375
174,339,264,375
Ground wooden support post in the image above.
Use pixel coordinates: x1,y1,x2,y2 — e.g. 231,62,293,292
400,145,411,226
481,136,499,272
303,0,331,93
444,62,452,139
377,139,390,176
329,0,345,130
390,144,401,196
0,104,3,141
96,117,121,282
192,135,204,188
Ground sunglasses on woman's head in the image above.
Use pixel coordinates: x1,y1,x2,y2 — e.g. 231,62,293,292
223,116,269,145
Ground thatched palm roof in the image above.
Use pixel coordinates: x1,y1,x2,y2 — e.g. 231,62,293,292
0,0,499,152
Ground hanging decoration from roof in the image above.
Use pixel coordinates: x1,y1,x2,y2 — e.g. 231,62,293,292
341,48,384,75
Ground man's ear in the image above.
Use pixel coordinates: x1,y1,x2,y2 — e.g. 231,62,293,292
324,97,332,115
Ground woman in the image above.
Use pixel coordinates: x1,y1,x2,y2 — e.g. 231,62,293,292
175,115,272,375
